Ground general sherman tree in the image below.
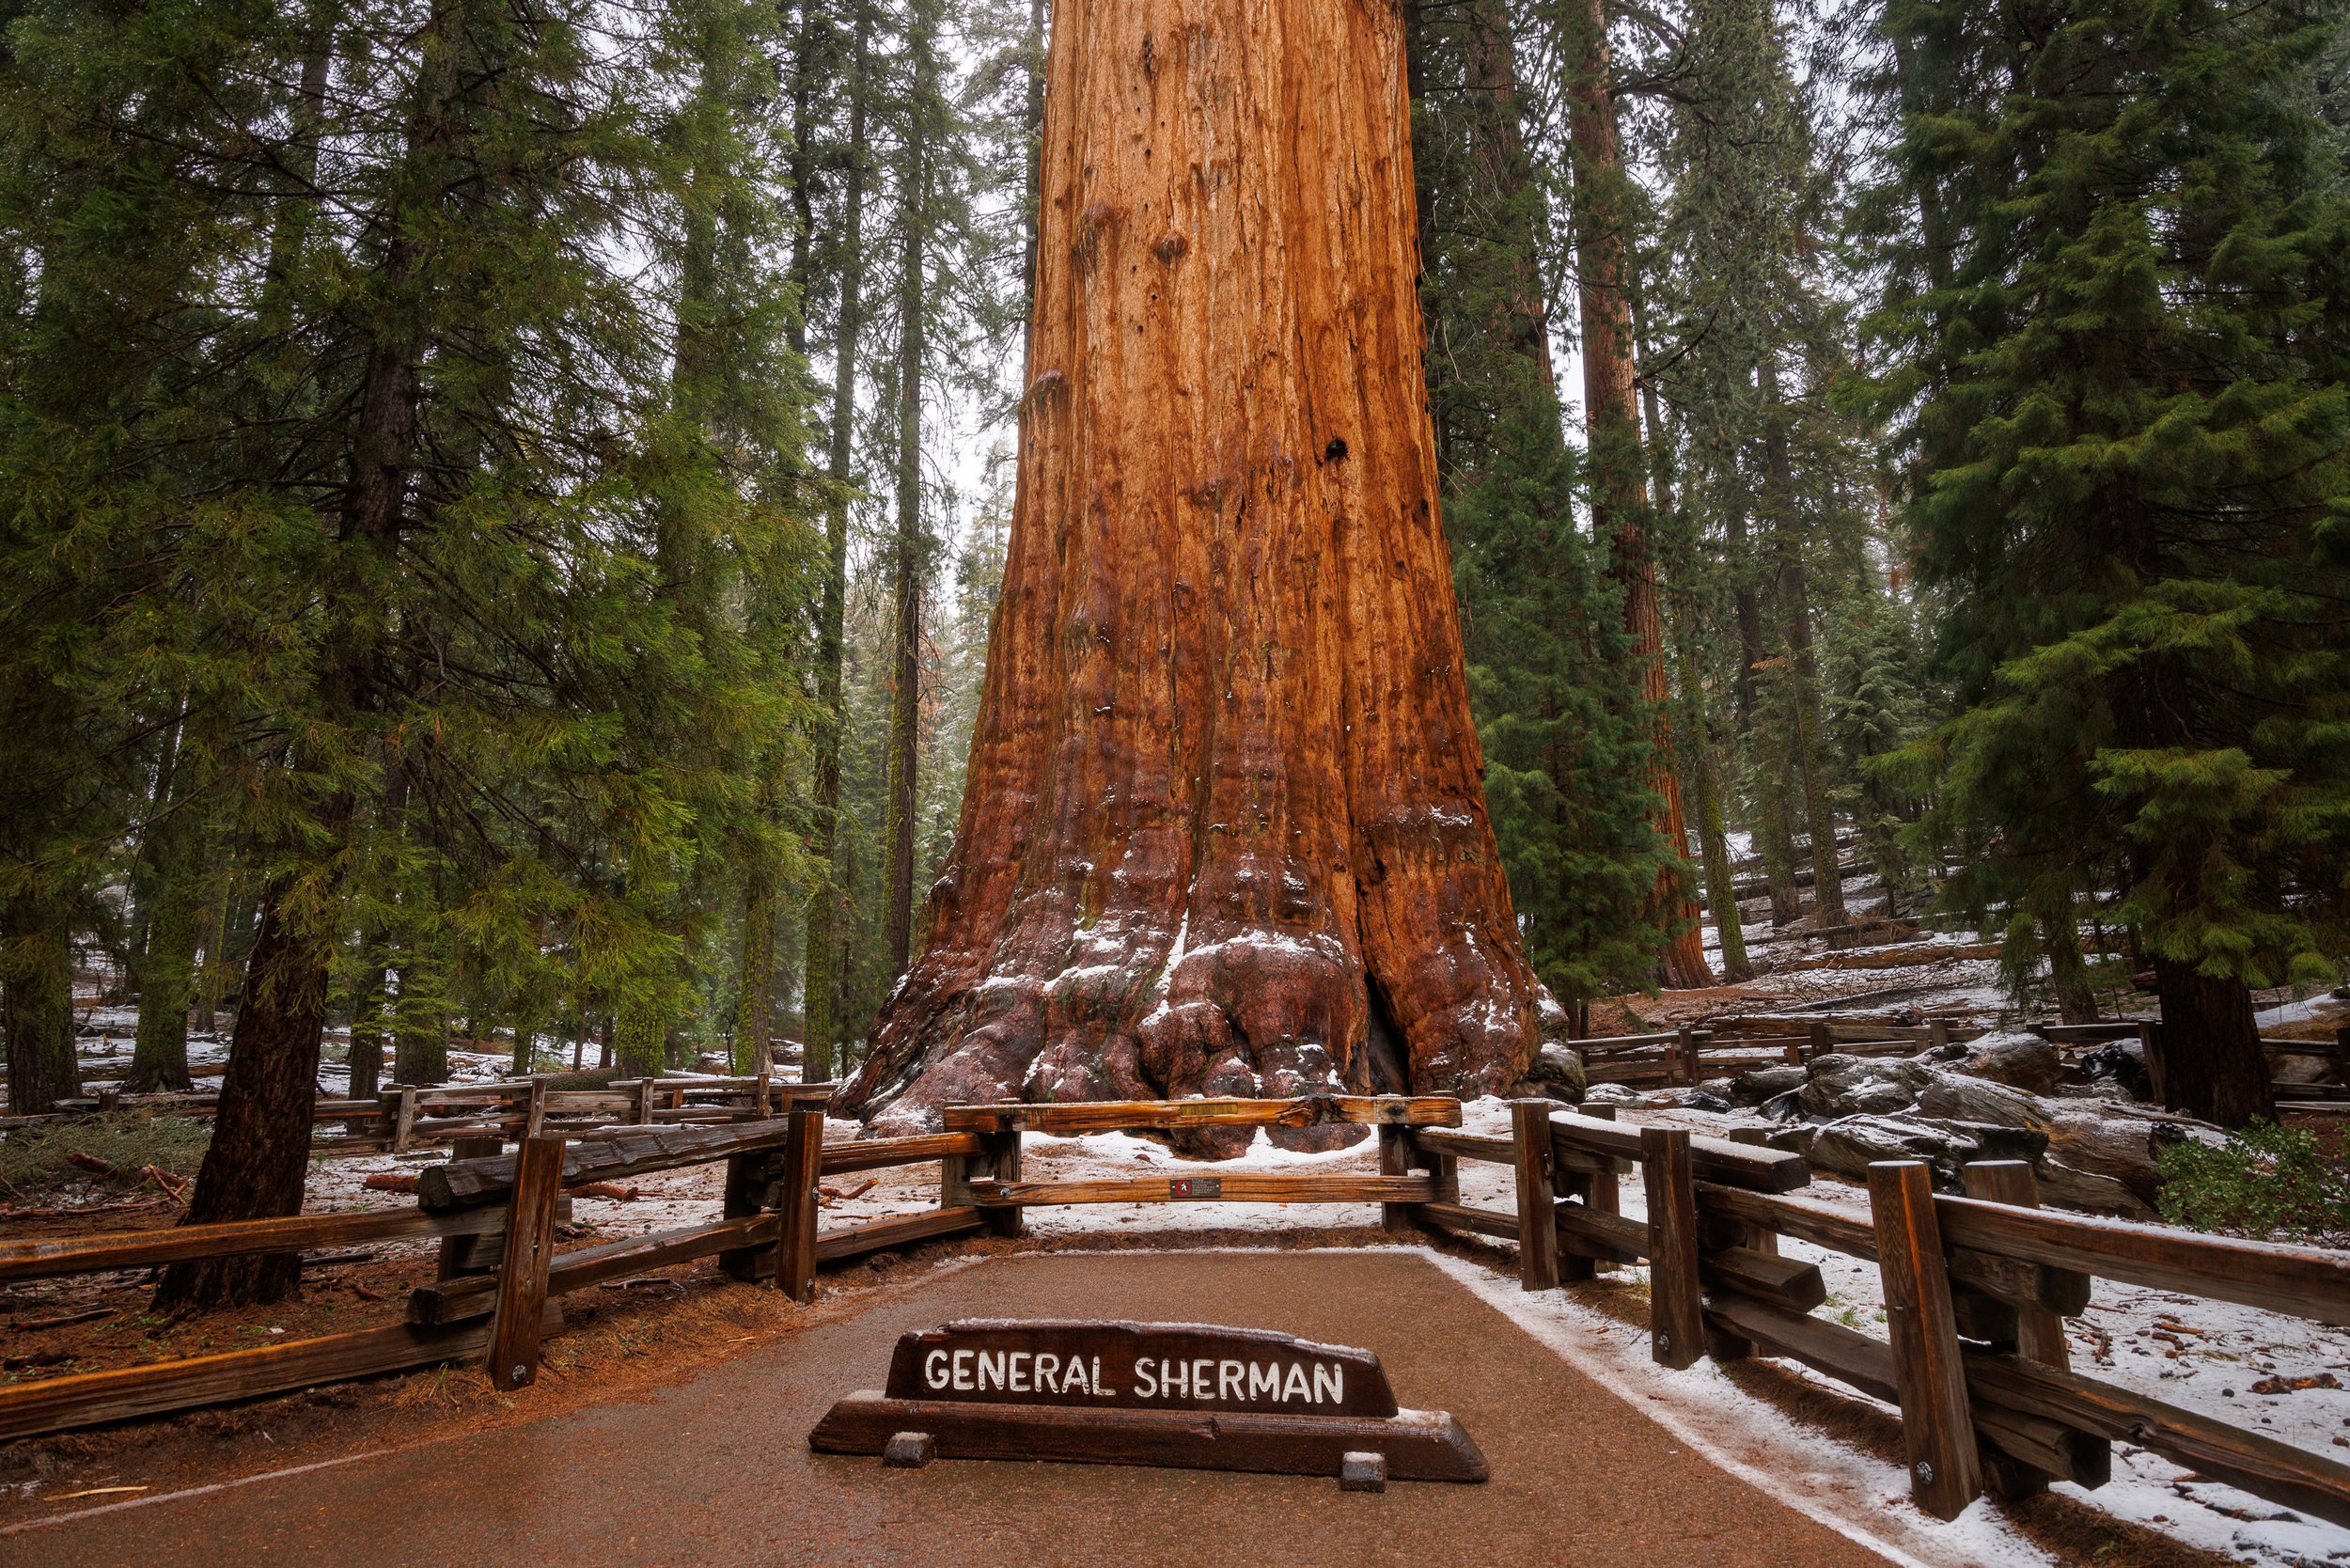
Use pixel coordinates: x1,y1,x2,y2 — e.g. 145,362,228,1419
838,0,1553,1138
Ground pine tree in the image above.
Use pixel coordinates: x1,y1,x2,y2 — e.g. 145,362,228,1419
1869,0,2350,1123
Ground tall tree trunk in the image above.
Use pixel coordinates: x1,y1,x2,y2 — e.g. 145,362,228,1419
1720,499,1798,925
1562,0,1708,987
839,0,1547,1140
1758,360,1844,927
1674,607,1747,980
127,828,200,1094
154,876,330,1308
3,905,79,1116
881,0,937,981
1021,0,1047,327
737,885,774,1071
2152,961,2274,1127
802,0,873,1085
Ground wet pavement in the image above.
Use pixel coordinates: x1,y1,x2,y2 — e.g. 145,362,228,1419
18,1250,1895,1567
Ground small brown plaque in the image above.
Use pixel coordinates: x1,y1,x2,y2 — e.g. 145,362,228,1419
1168,1176,1220,1200
813,1319,1486,1484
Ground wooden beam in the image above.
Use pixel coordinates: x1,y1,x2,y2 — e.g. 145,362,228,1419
1551,1110,1810,1193
0,1305,556,1441
409,1215,776,1326
487,1137,564,1391
1378,1122,1412,1234
821,1132,984,1175
1410,1127,1514,1166
1703,1294,1897,1403
1695,1182,1878,1262
964,1174,1436,1206
1965,1349,2350,1529
1701,1246,1826,1314
416,1118,802,1211
1933,1192,2350,1327
1512,1101,1559,1291
1642,1127,1705,1371
1870,1160,1982,1519
1553,1200,1646,1264
0,1206,510,1284
939,1095,1463,1134
1420,1201,1517,1241
1960,1161,2094,1500
816,1206,988,1262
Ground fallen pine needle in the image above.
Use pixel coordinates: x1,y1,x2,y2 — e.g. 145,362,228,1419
51,1486,149,1500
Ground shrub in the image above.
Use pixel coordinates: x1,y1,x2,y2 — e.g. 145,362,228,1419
2155,1121,2350,1246
0,1111,212,1197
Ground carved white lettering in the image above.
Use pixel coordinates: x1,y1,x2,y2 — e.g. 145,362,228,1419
1010,1352,1030,1393
925,1349,949,1391
1248,1362,1280,1401
1218,1360,1243,1401
1282,1362,1310,1402
1313,1363,1342,1404
952,1349,973,1390
1134,1356,1158,1398
979,1350,1006,1391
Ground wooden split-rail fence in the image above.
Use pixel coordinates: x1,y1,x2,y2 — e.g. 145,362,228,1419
0,1073,829,1147
1402,1104,2350,1526
4,1090,2347,1536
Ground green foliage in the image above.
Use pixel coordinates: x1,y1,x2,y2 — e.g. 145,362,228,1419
0,1112,213,1196
1868,0,2350,993
2156,1121,2350,1243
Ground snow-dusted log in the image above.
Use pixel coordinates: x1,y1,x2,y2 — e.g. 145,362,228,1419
837,0,1547,1144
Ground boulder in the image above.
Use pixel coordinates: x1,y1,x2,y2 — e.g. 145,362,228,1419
1919,1072,2214,1215
1804,1114,2049,1189
1798,1054,1938,1119
1585,1082,1643,1105
1651,1087,1731,1113
1520,1040,1589,1102
1759,1087,1807,1122
1732,1064,1808,1106
1955,1030,2065,1092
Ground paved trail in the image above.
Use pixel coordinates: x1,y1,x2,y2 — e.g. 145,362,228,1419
19,1251,1897,1567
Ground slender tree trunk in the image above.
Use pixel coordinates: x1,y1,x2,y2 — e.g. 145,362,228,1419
3,907,79,1116
802,0,872,1086
1562,0,1708,987
1674,610,1748,980
840,0,1548,1138
1759,360,1844,927
153,877,330,1308
1021,0,1047,327
615,992,666,1081
737,885,775,1071
881,0,937,981
2046,911,2098,1025
127,836,200,1093
2152,961,2274,1127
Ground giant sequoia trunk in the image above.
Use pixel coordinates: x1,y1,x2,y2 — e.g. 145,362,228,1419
838,0,1549,1140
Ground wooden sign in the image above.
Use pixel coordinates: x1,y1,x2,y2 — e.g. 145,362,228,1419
810,1319,1486,1484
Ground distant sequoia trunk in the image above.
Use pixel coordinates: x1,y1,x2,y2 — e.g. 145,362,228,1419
838,0,1552,1144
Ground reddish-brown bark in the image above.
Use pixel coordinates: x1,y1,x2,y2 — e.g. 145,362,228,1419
838,0,1548,1142
1562,0,1710,989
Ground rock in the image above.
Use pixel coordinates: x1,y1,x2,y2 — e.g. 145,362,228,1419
1699,1077,1736,1102
1805,1114,2048,1188
1764,1122,1818,1159
1652,1088,1731,1112
1919,1072,2214,1215
2079,1040,2154,1101
1759,1088,1806,1122
1798,1054,1937,1119
1733,1064,1808,1106
1956,1030,2064,1092
1519,1040,1588,1103
1916,1074,2041,1129
1585,1082,1643,1105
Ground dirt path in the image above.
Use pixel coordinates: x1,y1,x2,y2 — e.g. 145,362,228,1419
10,1250,1901,1568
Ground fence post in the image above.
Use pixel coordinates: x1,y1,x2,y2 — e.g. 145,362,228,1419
1928,1018,1950,1053
2136,1019,2170,1108
1580,1104,1619,1274
1807,1020,1830,1062
392,1087,418,1154
634,1076,658,1127
487,1135,566,1391
524,1077,548,1140
1960,1160,2089,1500
1641,1126,1704,1370
1672,1024,1695,1085
1378,1113,1413,1235
979,1117,1024,1239
1868,1159,1982,1520
719,1151,767,1282
1512,1101,1559,1291
776,1108,824,1302
439,1135,507,1280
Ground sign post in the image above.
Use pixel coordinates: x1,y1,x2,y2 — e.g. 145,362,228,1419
809,1319,1486,1486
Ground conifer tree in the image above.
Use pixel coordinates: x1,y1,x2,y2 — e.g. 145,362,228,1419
1869,0,2350,1123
